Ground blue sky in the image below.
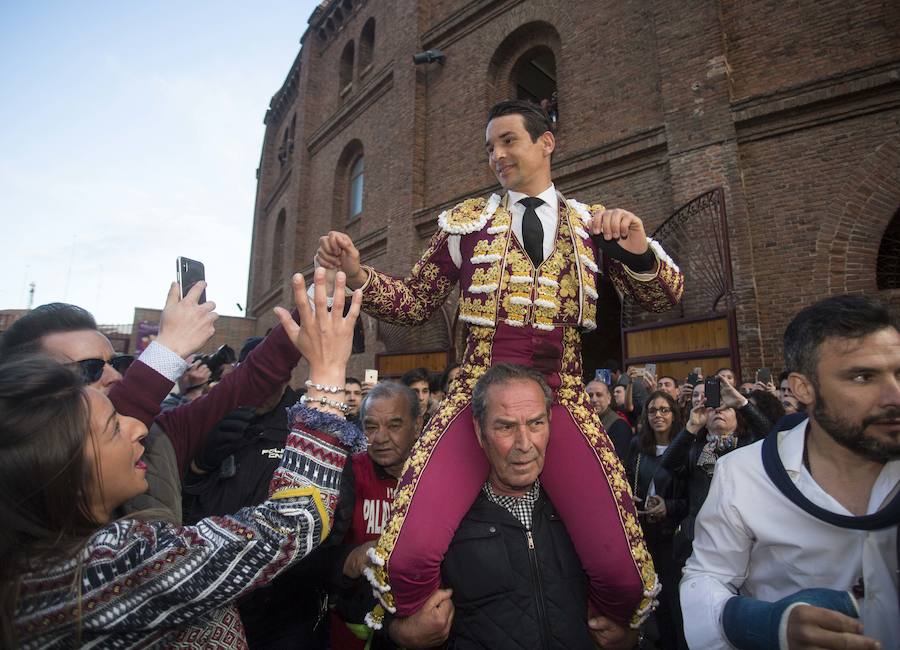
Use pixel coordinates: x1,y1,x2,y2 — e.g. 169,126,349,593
0,1,320,323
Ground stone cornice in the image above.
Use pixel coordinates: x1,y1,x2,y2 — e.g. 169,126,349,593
733,60,900,143
265,50,303,127
421,0,525,50
263,168,293,215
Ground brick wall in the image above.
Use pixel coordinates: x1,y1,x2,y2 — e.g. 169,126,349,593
246,0,900,383
131,308,258,359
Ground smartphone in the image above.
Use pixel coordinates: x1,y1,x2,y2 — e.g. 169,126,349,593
645,363,657,378
176,257,206,303
704,376,721,409
757,367,771,384
594,368,612,385
686,371,699,387
364,368,378,385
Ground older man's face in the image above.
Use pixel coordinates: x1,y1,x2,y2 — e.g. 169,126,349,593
363,393,420,477
476,379,550,497
586,380,611,414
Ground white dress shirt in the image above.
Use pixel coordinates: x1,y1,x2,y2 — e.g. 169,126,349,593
448,184,559,267
680,420,899,649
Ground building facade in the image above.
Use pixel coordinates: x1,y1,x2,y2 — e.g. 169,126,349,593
246,0,900,382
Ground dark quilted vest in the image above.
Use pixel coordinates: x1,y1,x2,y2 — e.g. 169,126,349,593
441,492,596,650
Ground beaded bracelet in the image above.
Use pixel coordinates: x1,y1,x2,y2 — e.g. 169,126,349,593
304,379,345,394
300,393,351,414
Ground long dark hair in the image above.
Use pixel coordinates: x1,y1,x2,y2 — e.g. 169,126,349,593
0,355,98,647
637,390,683,455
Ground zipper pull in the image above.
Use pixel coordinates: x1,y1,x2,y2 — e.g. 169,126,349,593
526,530,535,549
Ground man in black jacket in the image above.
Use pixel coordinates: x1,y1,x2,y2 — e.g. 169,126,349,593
586,377,633,460
387,364,640,649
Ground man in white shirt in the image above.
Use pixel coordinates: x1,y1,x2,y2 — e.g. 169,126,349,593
681,294,899,649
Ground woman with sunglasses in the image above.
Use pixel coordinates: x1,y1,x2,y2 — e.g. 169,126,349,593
625,390,686,649
0,270,365,649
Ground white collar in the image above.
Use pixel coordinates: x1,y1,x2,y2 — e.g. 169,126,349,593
781,418,900,501
779,419,809,475
507,183,557,209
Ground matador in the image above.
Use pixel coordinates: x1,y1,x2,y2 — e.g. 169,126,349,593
316,100,685,630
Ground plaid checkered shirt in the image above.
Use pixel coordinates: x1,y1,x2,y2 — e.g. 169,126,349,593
482,479,541,530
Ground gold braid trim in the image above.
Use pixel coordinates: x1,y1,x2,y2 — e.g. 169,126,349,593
557,328,659,627
366,327,495,622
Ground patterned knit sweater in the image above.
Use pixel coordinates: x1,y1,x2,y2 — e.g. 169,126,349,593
13,405,364,649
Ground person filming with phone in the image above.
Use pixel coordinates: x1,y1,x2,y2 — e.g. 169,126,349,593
658,375,772,574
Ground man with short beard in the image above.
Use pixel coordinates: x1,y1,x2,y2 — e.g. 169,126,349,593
680,295,899,649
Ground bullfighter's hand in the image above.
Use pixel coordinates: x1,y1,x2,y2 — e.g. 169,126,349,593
589,208,649,256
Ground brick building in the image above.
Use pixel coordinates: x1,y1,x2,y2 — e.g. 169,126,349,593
130,308,258,361
246,0,900,382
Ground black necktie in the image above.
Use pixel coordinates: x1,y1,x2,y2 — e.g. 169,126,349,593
519,197,545,267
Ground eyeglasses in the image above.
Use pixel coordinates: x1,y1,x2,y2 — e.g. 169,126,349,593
647,406,673,415
74,355,134,383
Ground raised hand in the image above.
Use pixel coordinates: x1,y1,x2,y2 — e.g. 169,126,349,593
315,231,367,288
686,404,711,435
720,378,749,410
274,268,361,389
589,208,650,256
156,282,218,359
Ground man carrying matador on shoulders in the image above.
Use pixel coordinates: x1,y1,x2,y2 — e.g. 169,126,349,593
316,99,685,632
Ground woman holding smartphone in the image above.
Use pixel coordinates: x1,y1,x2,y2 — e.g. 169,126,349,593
1,270,364,649
660,378,773,573
625,390,686,649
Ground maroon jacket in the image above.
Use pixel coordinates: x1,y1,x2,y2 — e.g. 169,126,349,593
108,312,301,521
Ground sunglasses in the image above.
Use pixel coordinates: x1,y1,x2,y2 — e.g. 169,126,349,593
74,355,135,383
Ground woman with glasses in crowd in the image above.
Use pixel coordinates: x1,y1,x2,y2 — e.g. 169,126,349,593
626,390,686,649
0,271,365,649
660,378,773,575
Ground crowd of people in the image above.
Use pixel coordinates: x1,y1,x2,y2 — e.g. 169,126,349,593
584,361,800,647
0,96,897,650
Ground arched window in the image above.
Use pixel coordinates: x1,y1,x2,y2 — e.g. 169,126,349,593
876,206,900,290
359,18,375,72
271,209,286,285
340,40,355,94
511,46,558,124
488,23,562,127
277,118,295,168
349,155,364,218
